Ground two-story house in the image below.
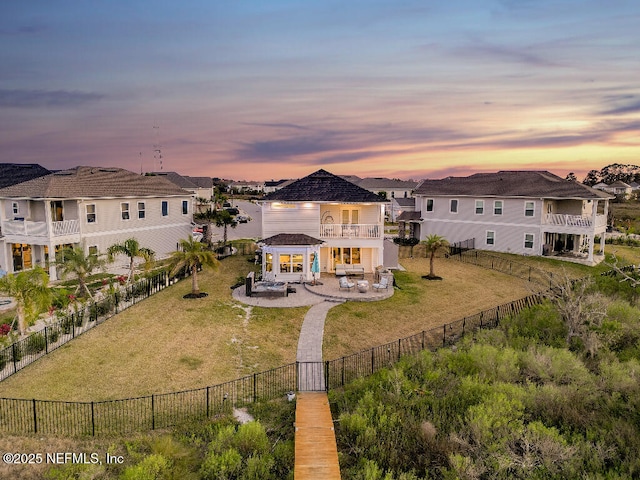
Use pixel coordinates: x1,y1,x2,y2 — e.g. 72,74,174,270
0,166,194,280
407,171,612,265
259,169,387,282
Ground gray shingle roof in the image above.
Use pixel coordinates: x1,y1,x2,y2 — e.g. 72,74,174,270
261,233,324,245
356,177,418,190
397,211,421,221
0,163,51,189
414,171,612,200
184,176,213,188
148,171,198,189
263,169,385,203
0,166,192,199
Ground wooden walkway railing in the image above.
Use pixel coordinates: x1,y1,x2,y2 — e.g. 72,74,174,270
294,392,341,479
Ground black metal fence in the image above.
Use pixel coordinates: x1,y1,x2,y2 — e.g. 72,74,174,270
449,248,555,289
0,268,194,383
0,293,541,436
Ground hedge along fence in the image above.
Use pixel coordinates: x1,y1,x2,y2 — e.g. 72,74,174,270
0,268,195,383
0,293,541,436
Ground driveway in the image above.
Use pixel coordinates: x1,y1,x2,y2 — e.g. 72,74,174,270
210,200,262,241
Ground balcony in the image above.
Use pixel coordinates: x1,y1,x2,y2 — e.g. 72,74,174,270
2,219,80,238
320,223,381,239
543,214,607,230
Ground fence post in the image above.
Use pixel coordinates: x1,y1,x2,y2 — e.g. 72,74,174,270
12,343,18,373
442,325,446,347
45,326,49,354
371,349,375,374
32,399,37,433
398,338,401,361
341,357,345,387
151,394,155,430
325,361,329,392
295,362,299,391
253,373,257,403
462,317,466,336
422,330,425,350
528,266,531,282
91,401,95,436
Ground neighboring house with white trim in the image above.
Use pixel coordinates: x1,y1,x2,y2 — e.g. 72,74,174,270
0,166,194,280
259,169,387,282
407,171,612,265
349,177,418,221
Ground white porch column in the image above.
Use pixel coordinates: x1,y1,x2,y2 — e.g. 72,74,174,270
587,235,595,264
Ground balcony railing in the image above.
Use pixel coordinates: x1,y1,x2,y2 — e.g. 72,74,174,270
543,214,606,229
2,219,80,237
320,223,381,239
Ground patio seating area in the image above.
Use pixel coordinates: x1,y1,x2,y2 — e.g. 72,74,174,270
304,273,394,302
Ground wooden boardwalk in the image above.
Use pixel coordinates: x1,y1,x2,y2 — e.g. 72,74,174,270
294,392,341,479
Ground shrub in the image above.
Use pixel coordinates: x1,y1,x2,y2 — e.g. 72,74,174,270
46,326,60,344
24,333,46,355
121,454,170,480
0,350,7,371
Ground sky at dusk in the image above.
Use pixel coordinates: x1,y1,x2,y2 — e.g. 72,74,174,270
1,0,639,182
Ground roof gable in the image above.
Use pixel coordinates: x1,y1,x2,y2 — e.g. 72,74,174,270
414,171,612,200
263,169,385,203
0,166,192,199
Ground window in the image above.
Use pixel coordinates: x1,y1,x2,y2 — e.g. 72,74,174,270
426,199,434,212
450,199,458,213
279,253,304,273
86,204,96,223
121,203,130,220
182,200,189,215
486,231,495,246
524,233,534,249
12,202,19,215
341,209,359,224
332,247,361,265
475,200,484,215
525,201,535,217
494,200,503,215
265,253,273,272
138,202,146,219
162,201,168,216
88,245,98,256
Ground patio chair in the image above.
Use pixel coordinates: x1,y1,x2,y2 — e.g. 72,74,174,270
339,276,355,291
372,276,389,291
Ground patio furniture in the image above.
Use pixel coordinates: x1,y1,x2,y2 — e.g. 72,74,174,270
372,276,390,291
339,276,355,291
335,263,365,278
357,279,369,293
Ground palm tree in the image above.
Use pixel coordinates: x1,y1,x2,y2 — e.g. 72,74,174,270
195,208,237,247
56,245,106,299
422,234,450,279
107,238,155,284
0,267,52,335
168,236,219,297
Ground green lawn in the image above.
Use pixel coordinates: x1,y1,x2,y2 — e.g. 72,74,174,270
0,252,600,402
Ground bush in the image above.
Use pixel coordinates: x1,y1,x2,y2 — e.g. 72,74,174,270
393,237,419,246
0,350,7,371
46,326,60,344
24,333,46,355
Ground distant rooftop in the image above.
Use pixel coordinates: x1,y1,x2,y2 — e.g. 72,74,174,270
0,163,51,189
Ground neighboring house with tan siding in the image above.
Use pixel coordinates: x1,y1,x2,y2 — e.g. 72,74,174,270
0,166,193,280
408,171,612,265
259,169,387,282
